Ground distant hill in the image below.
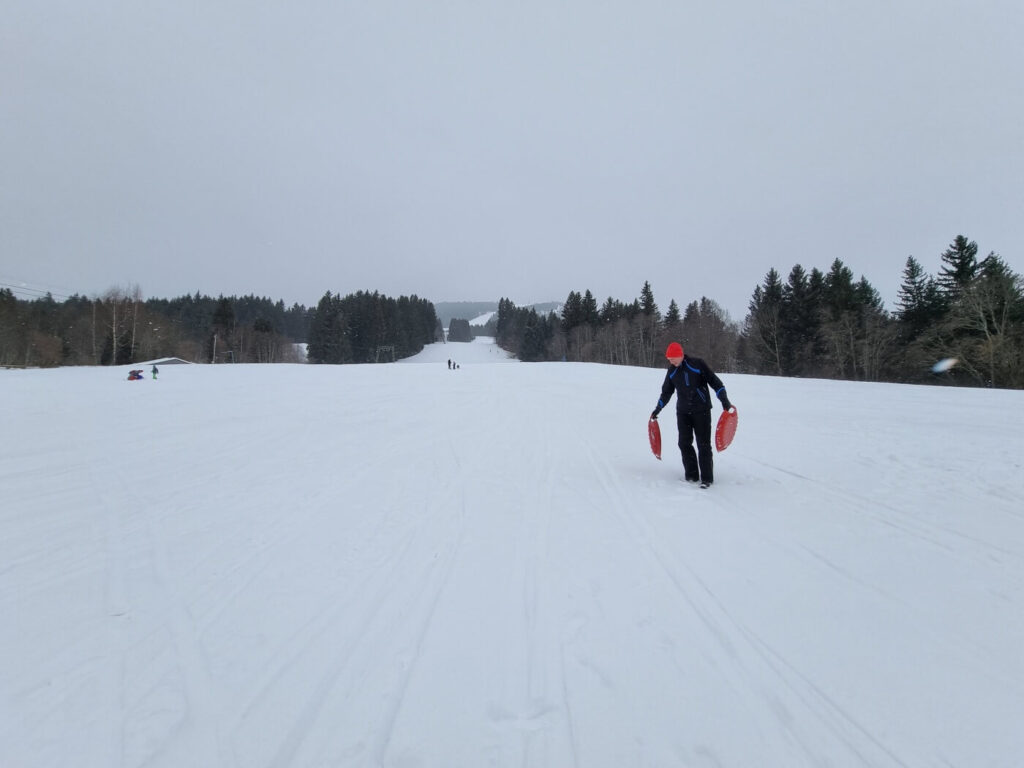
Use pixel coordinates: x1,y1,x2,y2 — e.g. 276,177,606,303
525,301,561,316
433,302,501,326
434,301,561,326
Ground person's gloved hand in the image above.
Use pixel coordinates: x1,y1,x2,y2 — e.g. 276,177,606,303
650,409,660,420
722,398,734,411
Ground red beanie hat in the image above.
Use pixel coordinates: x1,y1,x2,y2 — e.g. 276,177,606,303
665,342,683,358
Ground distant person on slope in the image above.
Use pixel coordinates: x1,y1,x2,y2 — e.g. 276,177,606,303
650,342,734,488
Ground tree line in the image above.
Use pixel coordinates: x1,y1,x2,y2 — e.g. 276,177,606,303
4,234,1020,387
744,236,1023,387
0,287,435,368
495,235,1024,389
495,283,737,370
0,287,314,367
305,290,438,363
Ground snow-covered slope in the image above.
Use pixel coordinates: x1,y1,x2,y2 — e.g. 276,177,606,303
2,343,1022,767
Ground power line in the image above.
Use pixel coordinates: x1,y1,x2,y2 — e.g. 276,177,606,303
0,281,76,301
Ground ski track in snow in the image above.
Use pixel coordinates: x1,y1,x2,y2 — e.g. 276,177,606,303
586,443,906,766
3,338,1024,767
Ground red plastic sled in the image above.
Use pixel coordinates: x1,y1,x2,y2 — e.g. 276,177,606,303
715,408,738,451
648,418,662,460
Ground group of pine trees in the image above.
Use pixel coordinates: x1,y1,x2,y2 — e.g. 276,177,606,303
446,318,473,342
1,286,439,368
897,237,1023,387
495,236,1023,389
743,236,1023,387
305,291,438,364
495,284,736,370
0,288,312,367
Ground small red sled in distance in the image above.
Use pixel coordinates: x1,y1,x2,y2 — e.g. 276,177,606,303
715,407,738,451
648,417,662,460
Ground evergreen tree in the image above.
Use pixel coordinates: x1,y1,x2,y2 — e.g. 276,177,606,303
494,298,555,361
210,295,236,362
521,310,550,361
284,302,312,341
895,256,944,340
581,290,599,326
636,282,661,365
680,300,700,346
822,259,857,319
447,318,473,342
639,281,659,319
495,298,516,348
938,235,979,302
744,269,784,374
212,296,235,329
560,291,583,333
654,299,683,366
0,288,22,366
599,297,623,325
662,299,681,329
780,264,822,376
307,292,345,363
854,277,884,313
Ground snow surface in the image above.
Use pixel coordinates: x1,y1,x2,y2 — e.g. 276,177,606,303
3,336,1023,768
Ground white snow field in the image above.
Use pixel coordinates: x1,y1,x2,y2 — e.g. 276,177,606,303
3,336,1023,768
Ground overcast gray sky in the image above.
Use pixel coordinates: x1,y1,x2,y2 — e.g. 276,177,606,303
3,1,1022,320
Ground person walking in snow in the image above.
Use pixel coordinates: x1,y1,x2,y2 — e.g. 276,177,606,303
650,342,734,488
151,364,158,380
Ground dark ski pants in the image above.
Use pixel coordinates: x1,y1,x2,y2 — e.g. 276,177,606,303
677,409,713,484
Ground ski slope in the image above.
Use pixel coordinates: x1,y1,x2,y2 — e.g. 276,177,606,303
2,337,1023,767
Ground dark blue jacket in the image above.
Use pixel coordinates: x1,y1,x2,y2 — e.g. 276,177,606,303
655,355,728,414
